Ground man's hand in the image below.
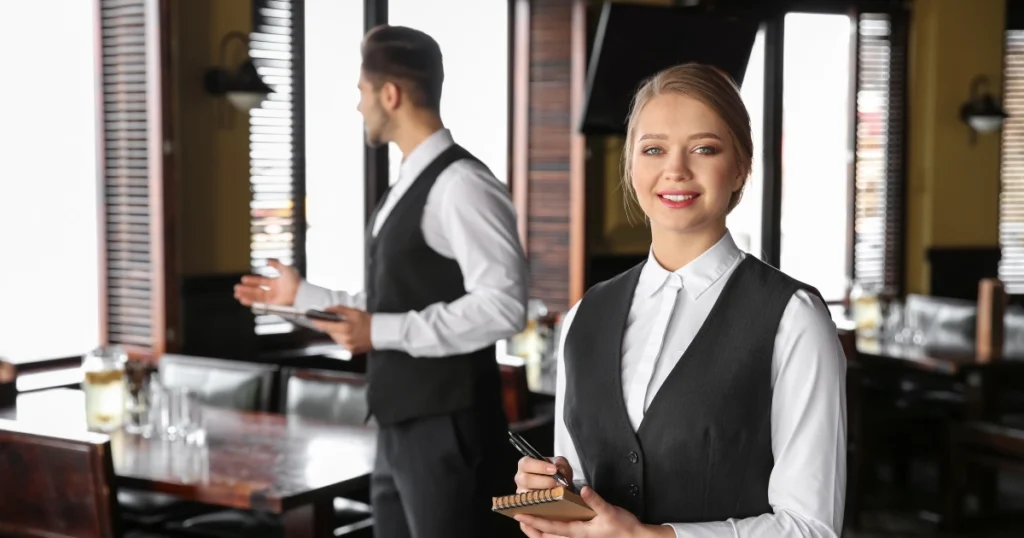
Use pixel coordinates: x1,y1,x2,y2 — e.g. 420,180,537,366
233,259,300,307
516,487,674,538
311,306,374,355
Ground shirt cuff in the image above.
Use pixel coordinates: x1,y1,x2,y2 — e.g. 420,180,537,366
370,312,406,352
665,521,736,538
293,280,322,310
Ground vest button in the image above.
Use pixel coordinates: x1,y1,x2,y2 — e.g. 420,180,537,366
628,451,639,464
629,484,639,497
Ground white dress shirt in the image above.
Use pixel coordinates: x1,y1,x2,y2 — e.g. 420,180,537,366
294,128,529,357
554,231,847,537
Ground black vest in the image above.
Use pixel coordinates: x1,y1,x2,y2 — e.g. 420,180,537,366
563,255,823,523
365,144,503,426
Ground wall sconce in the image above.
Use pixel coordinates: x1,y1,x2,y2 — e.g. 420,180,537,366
204,31,273,113
960,75,1007,144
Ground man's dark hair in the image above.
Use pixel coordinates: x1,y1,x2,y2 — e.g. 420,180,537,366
361,25,444,111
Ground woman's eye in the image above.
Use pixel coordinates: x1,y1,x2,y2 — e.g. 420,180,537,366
642,146,664,155
693,146,719,155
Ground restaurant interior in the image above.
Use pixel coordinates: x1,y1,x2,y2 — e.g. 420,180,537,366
4,0,1024,536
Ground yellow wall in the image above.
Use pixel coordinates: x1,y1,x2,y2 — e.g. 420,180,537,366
905,0,1005,293
588,135,651,255
173,0,252,276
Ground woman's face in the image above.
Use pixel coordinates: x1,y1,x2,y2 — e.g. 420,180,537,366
630,93,744,237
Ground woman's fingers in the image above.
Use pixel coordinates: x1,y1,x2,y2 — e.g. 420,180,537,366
518,456,559,475
515,456,563,490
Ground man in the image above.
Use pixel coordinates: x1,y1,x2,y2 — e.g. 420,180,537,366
234,25,527,538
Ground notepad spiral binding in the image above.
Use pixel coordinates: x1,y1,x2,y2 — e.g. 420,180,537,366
493,489,556,510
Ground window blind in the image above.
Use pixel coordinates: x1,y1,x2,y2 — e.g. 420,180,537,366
999,30,1024,293
99,0,169,357
852,11,907,295
249,0,307,334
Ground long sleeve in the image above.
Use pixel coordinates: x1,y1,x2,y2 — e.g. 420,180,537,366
291,281,366,329
369,161,529,357
666,290,847,537
552,303,587,489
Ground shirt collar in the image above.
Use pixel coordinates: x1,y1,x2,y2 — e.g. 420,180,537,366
396,128,454,184
637,230,744,299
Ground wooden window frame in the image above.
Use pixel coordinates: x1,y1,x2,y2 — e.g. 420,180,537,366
999,4,1024,295
849,9,909,297
97,0,176,361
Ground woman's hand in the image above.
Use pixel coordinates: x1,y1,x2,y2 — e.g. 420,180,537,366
514,456,574,493
515,487,674,538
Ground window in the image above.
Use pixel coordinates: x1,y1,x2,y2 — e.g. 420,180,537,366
851,12,907,296
387,0,509,185
251,0,368,335
99,0,171,357
768,11,906,301
249,0,308,334
728,28,766,258
1000,29,1024,293
0,0,101,362
778,13,854,301
304,0,366,293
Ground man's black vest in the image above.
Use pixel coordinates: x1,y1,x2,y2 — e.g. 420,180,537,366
563,255,823,523
365,144,503,426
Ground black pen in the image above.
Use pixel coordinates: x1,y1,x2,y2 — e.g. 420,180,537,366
508,431,576,492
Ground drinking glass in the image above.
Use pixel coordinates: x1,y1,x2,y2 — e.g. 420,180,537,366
123,361,153,435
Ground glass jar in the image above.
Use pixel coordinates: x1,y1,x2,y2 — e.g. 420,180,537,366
850,281,882,336
82,345,128,432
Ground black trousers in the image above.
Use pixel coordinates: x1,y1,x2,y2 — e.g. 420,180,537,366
371,405,516,538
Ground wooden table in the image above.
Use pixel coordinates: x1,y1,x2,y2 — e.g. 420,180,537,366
854,336,1024,418
855,337,979,376
1,388,376,537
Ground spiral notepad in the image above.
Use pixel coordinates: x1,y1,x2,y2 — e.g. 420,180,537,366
491,486,596,521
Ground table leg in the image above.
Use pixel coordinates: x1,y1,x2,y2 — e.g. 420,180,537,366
282,498,334,538
964,370,1000,516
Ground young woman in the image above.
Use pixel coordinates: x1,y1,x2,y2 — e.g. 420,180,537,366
513,63,847,538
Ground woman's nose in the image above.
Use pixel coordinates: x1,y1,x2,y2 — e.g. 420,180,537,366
663,152,692,181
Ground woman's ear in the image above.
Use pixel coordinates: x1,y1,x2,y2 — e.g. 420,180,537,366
733,169,748,193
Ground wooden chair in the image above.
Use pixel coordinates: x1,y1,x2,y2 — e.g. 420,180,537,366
945,419,1024,530
0,418,121,538
0,359,15,408
279,368,374,526
499,359,530,423
279,367,370,426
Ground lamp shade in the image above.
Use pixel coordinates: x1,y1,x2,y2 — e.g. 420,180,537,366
204,59,273,112
960,75,1008,138
961,94,1008,133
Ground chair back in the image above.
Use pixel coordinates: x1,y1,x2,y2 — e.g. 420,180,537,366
904,294,977,353
280,368,369,425
0,419,120,538
158,354,278,411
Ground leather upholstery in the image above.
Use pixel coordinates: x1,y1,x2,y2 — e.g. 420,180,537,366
157,354,278,411
904,294,977,354
280,368,369,426
903,294,1024,359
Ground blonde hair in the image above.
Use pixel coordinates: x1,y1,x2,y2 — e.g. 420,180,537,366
621,63,753,215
